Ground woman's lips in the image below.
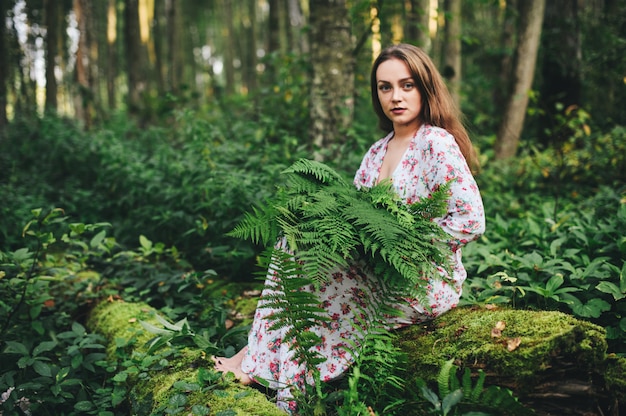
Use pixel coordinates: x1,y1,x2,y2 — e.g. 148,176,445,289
391,108,406,114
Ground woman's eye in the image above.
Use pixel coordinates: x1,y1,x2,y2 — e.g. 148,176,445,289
379,85,391,92
403,82,414,89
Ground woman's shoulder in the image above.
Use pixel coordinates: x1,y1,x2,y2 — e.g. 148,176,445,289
420,124,455,140
365,131,394,153
417,124,458,149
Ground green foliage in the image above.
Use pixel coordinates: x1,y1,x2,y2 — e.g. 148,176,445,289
0,210,245,415
464,123,626,355
230,158,452,299
413,359,531,416
0,111,312,277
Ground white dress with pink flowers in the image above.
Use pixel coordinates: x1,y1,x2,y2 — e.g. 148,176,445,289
240,124,486,413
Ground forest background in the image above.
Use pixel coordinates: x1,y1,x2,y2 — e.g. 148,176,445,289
0,0,625,415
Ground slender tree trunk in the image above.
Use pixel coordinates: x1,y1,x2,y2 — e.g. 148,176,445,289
406,0,432,53
222,0,236,95
125,0,144,116
152,0,165,96
309,0,354,161
244,0,258,94
494,0,546,160
494,0,517,112
266,0,282,84
44,0,59,113
0,0,12,127
106,0,117,110
288,0,307,53
442,0,461,107
74,0,95,128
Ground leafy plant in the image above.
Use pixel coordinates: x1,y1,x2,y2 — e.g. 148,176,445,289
229,158,452,299
414,359,532,416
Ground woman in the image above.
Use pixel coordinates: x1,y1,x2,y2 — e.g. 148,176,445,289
213,43,485,413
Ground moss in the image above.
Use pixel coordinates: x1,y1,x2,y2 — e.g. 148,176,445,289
87,300,285,416
234,296,260,325
603,354,626,402
397,307,608,392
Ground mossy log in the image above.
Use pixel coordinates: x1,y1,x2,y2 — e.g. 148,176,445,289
86,300,285,416
397,307,625,416
87,300,625,416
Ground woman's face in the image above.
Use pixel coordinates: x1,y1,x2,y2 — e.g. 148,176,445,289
375,58,423,132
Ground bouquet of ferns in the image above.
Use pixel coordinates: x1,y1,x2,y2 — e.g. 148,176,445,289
229,159,452,302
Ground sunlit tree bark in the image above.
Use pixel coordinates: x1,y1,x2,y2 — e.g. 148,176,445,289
442,0,461,107
309,0,354,161
494,0,545,160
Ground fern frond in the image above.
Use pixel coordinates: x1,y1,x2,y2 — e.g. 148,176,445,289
227,203,279,245
283,158,348,186
437,359,456,399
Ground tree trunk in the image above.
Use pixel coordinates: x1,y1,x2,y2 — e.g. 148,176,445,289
87,301,625,416
494,0,517,112
165,0,181,94
494,0,546,160
309,0,354,161
0,0,12,128
86,300,286,416
538,0,582,146
405,0,432,53
222,0,236,95
241,0,258,95
106,0,118,111
125,0,144,116
73,0,95,128
44,0,59,113
442,0,462,107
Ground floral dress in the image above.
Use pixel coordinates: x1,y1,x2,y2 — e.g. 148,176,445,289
240,124,486,413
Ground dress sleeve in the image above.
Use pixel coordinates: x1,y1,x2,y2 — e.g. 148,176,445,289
353,135,389,189
421,129,485,252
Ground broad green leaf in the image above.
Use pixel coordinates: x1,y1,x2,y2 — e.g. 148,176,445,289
139,235,153,250
441,389,463,415
572,298,611,318
113,372,128,382
74,401,95,411
191,405,211,416
545,274,564,294
33,360,52,377
72,321,86,335
90,230,107,248
5,341,29,355
33,341,57,356
139,320,173,335
169,393,187,407
71,354,83,369
596,281,625,300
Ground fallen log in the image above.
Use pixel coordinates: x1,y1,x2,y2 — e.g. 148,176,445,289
86,299,285,416
397,306,625,416
87,299,625,415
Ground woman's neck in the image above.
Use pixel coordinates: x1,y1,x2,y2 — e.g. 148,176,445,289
392,122,421,142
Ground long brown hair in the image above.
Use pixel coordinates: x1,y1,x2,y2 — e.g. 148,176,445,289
370,43,478,171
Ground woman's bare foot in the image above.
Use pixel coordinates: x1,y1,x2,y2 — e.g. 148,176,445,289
212,346,253,385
